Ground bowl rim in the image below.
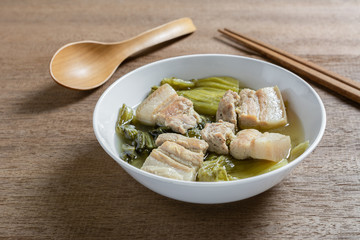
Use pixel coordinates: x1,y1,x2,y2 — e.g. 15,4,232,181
93,53,326,186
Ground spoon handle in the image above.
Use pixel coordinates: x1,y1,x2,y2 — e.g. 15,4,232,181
121,18,196,56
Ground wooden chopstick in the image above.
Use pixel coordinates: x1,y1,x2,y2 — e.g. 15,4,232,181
218,28,360,104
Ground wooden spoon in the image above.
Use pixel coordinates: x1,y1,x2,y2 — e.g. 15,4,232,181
50,18,196,90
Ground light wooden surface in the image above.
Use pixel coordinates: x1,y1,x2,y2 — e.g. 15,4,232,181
1,0,359,239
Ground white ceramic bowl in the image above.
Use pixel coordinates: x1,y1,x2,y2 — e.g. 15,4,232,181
93,54,326,204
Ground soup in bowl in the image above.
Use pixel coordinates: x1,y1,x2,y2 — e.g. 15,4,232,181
93,54,326,204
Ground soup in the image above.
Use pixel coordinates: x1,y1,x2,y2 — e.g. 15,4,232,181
115,76,308,181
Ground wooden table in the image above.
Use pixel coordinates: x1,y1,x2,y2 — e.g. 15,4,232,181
1,0,359,239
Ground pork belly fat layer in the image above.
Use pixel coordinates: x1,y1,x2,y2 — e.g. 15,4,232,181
237,89,260,128
136,84,200,133
158,141,203,170
136,84,177,125
229,129,291,162
142,134,207,181
141,149,196,181
257,86,287,128
229,129,262,160
155,133,209,153
141,166,184,180
237,86,287,130
251,132,291,161
201,120,235,155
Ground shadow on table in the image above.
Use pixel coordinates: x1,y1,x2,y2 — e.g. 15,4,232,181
16,83,96,114
35,140,279,239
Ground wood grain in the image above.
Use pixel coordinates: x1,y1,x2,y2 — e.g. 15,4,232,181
1,0,359,239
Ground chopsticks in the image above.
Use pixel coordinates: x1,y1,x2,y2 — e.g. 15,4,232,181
218,28,360,104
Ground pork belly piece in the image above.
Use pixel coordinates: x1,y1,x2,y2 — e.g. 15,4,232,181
236,88,260,128
136,84,200,134
257,86,287,129
236,86,287,130
165,113,200,134
155,133,209,153
142,134,207,181
229,129,291,162
156,96,201,134
141,149,196,181
158,141,204,170
229,129,262,160
201,120,236,155
251,132,291,161
216,90,240,128
136,84,177,125
140,166,185,180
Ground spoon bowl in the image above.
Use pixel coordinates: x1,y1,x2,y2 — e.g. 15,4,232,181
50,18,196,90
